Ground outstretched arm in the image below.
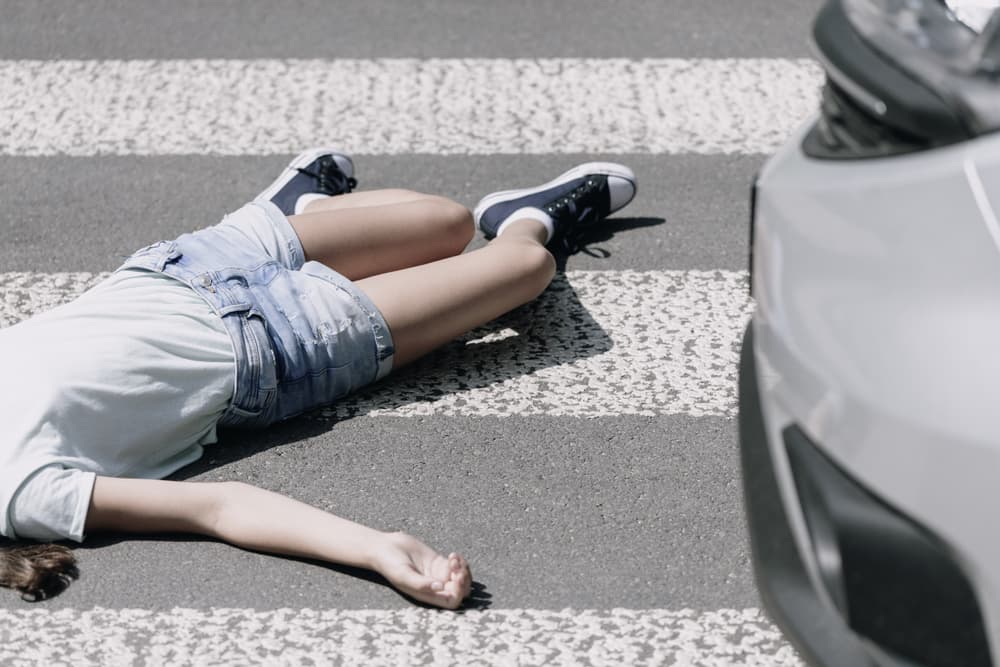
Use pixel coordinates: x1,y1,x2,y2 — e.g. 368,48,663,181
84,476,471,609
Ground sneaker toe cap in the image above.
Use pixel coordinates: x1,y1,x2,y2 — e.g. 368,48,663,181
607,175,637,212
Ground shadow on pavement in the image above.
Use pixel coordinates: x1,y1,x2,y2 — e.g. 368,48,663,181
553,215,666,269
176,219,667,475
75,216,664,606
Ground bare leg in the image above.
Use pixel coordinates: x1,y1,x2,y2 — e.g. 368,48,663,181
287,191,474,281
356,219,556,367
301,188,432,213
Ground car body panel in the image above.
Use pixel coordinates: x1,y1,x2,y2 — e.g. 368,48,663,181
750,118,1000,661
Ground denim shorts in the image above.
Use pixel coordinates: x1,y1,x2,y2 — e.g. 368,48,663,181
118,200,395,428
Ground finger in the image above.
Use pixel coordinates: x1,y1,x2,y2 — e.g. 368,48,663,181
392,566,441,594
450,560,472,587
455,568,472,599
456,554,471,579
396,572,460,609
433,591,461,610
436,582,461,606
448,553,469,576
441,567,469,602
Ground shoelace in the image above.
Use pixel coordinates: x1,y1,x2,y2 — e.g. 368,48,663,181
296,156,358,196
543,177,608,255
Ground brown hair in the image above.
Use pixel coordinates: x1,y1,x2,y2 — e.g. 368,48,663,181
0,543,78,601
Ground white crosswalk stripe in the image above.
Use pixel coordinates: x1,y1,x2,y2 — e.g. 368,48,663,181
0,607,803,666
0,270,752,417
0,58,821,155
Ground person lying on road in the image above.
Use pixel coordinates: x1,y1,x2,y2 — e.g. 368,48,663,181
0,149,636,608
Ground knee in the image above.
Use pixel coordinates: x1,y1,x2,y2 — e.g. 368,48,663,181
501,238,556,299
424,196,474,250
521,242,557,292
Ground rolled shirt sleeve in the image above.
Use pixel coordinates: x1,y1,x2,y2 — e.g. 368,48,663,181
9,466,97,543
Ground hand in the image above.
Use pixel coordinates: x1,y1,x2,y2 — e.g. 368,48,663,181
372,531,472,609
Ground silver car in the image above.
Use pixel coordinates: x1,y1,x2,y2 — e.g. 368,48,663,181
740,1,1000,665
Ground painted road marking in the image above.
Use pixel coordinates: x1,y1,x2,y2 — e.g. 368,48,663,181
0,270,752,418
0,58,820,156
0,607,802,666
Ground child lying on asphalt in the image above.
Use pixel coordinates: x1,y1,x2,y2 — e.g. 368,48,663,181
0,150,636,608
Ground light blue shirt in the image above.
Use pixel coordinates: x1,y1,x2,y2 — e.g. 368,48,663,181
0,270,234,541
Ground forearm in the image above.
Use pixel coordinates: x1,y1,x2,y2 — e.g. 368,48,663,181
208,481,387,570
86,476,472,609
86,477,388,571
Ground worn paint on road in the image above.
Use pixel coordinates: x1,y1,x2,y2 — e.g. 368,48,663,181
0,607,801,666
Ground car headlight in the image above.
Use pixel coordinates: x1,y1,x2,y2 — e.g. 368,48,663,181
945,0,1000,33
844,0,983,66
804,0,1000,160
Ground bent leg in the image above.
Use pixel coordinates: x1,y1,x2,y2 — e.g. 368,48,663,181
300,188,432,213
287,191,474,281
356,219,556,367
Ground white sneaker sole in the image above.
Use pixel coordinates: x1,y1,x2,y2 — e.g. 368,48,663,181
473,161,637,229
254,147,355,204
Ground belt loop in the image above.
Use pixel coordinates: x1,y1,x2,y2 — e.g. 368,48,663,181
155,242,183,272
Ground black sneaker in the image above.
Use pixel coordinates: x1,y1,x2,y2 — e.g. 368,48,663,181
255,148,357,216
473,162,637,252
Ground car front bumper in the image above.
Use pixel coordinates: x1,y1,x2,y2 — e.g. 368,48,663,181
739,322,879,667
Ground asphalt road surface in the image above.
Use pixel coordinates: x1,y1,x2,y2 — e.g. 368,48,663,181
0,1,824,664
